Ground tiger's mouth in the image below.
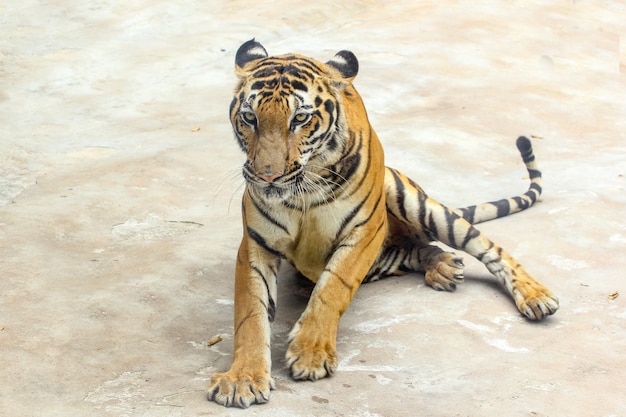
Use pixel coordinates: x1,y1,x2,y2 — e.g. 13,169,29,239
242,162,303,200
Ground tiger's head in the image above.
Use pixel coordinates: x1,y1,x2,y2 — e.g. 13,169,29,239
230,39,359,204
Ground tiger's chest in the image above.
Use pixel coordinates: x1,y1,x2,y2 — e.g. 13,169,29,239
253,199,357,282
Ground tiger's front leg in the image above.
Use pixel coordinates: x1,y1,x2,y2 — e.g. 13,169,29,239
286,217,387,381
207,231,278,408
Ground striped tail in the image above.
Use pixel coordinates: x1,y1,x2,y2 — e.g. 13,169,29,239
453,136,542,225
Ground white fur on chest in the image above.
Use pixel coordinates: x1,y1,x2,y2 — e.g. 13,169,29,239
254,198,356,281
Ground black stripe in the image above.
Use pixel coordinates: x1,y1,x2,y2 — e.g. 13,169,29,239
251,61,283,72
326,136,338,151
287,68,316,82
251,58,323,79
512,196,527,209
354,193,383,228
427,212,438,240
523,190,538,202
340,150,361,184
247,226,283,258
459,206,476,223
389,169,407,220
516,136,533,161
380,247,400,275
344,130,373,193
250,197,290,234
461,225,481,248
281,70,315,83
418,192,428,230
496,199,511,218
323,269,354,291
235,311,262,334
284,58,324,75
475,241,495,261
335,188,373,242
445,209,459,247
251,80,268,90
324,99,335,119
342,130,358,158
251,66,280,80
251,265,276,322
290,79,308,92
529,182,542,193
229,96,238,117
360,218,386,251
520,151,535,163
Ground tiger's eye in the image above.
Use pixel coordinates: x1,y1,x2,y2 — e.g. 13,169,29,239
292,113,310,126
241,111,257,126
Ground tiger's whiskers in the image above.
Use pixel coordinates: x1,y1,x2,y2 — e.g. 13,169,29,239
215,166,246,214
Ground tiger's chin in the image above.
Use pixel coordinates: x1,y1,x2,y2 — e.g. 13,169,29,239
248,182,293,203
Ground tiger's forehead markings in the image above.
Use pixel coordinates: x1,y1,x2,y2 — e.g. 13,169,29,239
247,56,324,95
253,55,324,75
245,64,322,108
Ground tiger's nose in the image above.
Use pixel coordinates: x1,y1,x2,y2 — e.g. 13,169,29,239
256,170,283,183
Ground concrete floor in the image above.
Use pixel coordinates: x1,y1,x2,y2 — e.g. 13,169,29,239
2,1,625,416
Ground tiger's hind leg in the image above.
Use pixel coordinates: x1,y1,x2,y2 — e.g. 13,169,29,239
366,217,465,291
383,167,559,320
419,245,465,291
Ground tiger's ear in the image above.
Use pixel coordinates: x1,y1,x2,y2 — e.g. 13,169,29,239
235,39,268,74
326,50,359,83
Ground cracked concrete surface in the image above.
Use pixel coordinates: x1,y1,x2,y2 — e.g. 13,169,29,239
1,1,625,416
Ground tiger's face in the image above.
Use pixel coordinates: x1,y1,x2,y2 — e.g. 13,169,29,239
230,40,358,204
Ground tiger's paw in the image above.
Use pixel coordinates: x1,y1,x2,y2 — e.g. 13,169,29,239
423,250,465,292
286,340,337,381
512,278,559,321
207,370,275,408
286,322,337,381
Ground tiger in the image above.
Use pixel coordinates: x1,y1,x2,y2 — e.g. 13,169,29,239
208,39,559,408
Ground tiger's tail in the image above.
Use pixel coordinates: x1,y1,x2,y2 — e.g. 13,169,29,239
453,136,542,225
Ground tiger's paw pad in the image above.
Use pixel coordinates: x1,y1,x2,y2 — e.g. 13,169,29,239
208,371,274,408
513,282,559,321
286,341,337,381
424,252,465,292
